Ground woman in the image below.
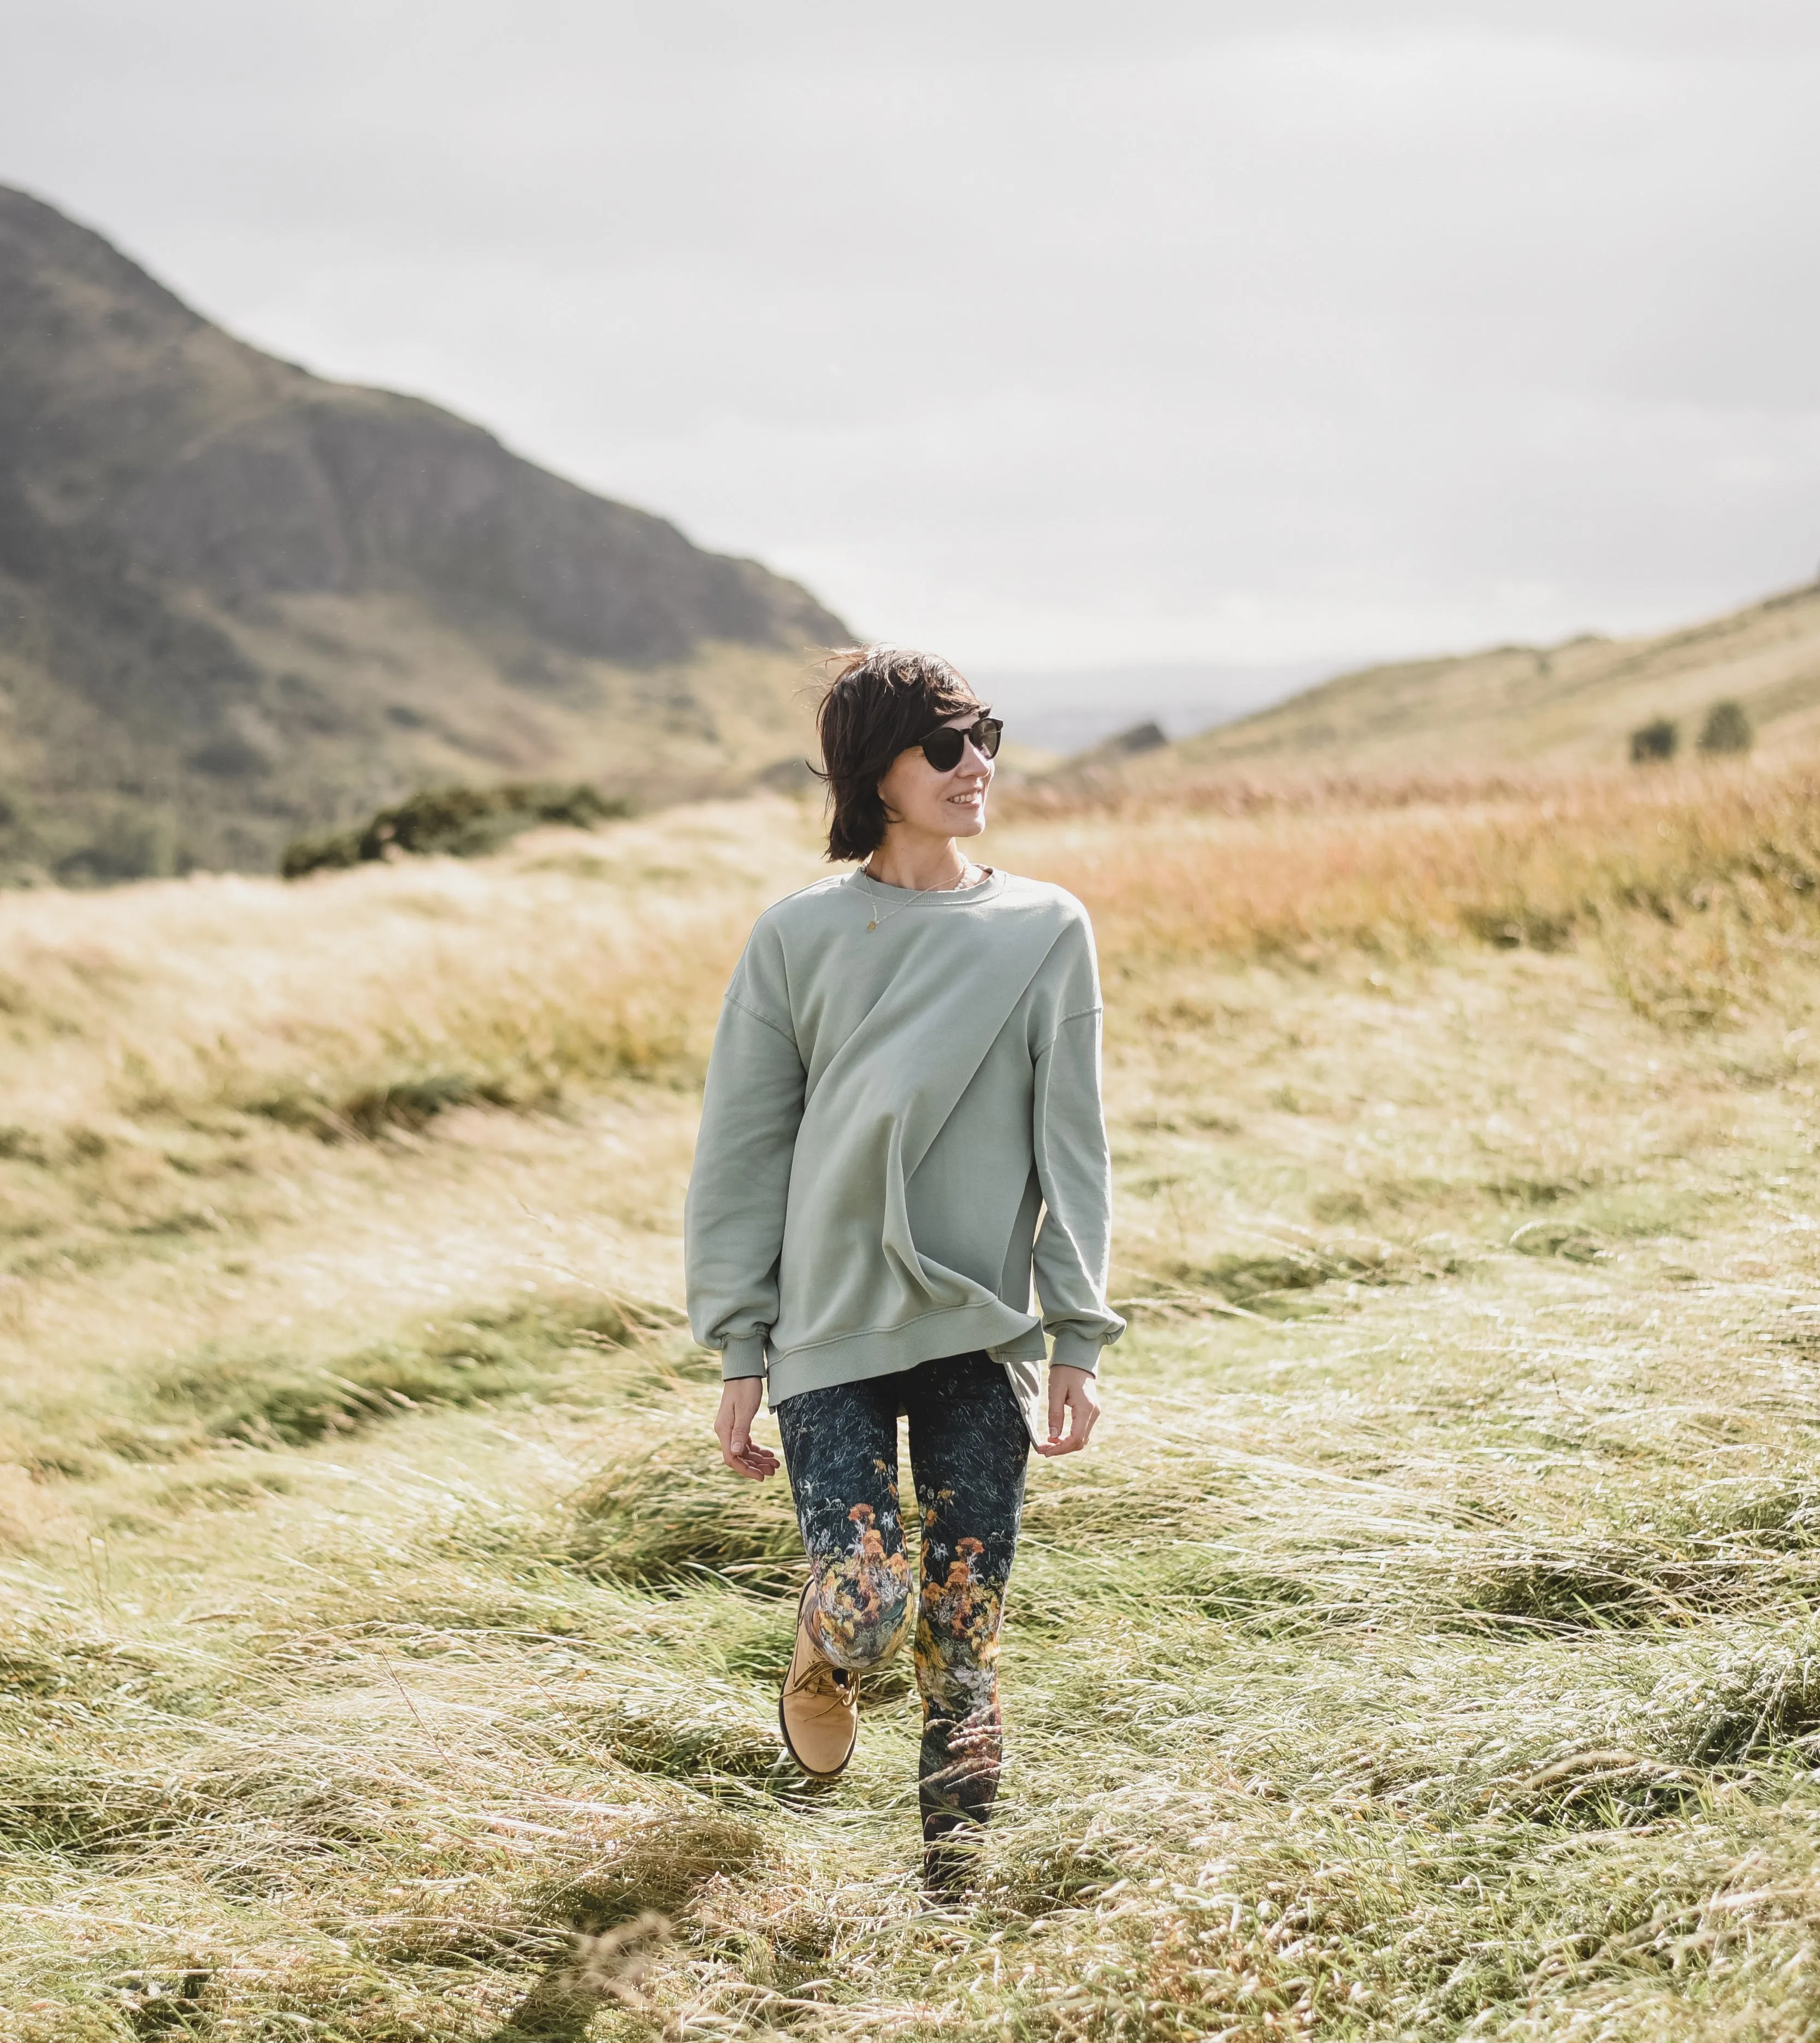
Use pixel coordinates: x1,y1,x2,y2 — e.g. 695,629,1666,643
684,645,1121,1893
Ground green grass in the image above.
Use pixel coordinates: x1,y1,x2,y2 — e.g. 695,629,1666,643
138,1295,661,1451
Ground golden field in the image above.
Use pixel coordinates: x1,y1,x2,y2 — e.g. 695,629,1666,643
9,760,1820,2037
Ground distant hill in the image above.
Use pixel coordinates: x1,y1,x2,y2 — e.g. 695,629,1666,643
1143,580,1820,779
0,186,848,879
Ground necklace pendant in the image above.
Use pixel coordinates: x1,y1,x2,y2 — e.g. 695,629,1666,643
866,919,879,932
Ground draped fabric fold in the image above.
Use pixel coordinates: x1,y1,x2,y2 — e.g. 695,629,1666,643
685,866,1124,1437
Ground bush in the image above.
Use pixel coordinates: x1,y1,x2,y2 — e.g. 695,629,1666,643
1698,699,1753,755
281,782,630,879
1629,717,1679,764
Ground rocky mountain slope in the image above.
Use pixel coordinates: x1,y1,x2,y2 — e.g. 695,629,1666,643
0,185,847,878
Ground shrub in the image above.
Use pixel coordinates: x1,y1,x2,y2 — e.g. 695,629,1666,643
1698,699,1753,755
281,782,630,879
1629,717,1679,764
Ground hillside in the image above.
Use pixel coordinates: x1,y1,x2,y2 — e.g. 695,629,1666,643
0,186,848,879
1145,577,1820,778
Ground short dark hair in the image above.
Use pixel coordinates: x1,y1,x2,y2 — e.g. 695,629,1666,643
814,646,980,861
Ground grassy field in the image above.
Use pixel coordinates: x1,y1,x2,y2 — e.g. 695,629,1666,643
9,765,1820,2038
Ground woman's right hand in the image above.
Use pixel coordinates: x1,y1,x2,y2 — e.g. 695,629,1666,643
714,1378,779,1479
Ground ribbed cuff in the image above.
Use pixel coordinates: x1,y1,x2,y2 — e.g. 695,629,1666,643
720,1332,769,1381
1047,1327,1103,1375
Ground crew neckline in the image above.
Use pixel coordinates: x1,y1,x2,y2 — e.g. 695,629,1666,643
846,865,1006,906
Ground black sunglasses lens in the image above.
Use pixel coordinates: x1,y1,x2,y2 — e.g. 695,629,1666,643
920,718,1003,770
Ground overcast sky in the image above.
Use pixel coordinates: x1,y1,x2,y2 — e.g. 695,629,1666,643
5,1,1818,687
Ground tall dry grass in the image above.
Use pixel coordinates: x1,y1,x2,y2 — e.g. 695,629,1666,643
0,800,823,1154
7,761,1817,1172
1001,762,1565,823
999,760,1820,1024
7,772,1820,2035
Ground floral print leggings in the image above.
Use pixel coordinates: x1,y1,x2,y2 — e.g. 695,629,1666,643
774,1350,1030,1866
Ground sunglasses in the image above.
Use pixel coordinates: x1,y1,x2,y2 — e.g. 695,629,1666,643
914,715,1003,772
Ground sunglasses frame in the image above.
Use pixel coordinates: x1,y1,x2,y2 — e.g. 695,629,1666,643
914,715,1003,772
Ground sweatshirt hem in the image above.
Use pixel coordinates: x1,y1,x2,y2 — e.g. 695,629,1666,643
766,1301,1039,1407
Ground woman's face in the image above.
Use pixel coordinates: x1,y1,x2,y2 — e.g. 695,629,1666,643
876,706,996,843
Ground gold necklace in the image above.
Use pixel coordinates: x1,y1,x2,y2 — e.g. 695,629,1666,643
859,861,981,933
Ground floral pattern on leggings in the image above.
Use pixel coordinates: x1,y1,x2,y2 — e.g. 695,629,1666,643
809,1478,913,1667
914,1520,1009,1841
774,1351,1029,1863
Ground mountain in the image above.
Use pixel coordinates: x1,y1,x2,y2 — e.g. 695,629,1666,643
968,659,1332,756
1143,579,1820,778
0,185,848,879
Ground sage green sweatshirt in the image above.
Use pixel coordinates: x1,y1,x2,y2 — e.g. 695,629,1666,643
684,866,1124,1433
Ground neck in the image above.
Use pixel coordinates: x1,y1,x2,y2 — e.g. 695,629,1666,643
865,832,971,891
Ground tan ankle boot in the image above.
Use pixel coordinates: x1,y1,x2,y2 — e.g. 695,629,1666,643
779,1581,859,1778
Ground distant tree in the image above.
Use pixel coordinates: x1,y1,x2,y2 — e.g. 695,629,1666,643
1629,717,1679,764
1697,699,1753,755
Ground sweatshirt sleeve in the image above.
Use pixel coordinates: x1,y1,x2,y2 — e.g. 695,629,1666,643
1030,959,1126,1375
683,933,807,1380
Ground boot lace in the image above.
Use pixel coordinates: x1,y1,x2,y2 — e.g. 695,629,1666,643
787,1652,853,1702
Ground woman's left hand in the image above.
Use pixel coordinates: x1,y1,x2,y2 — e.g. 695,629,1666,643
1038,1365,1101,1456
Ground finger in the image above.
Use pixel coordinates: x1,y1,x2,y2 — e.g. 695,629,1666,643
1035,1415,1073,1456
1046,1377,1067,1444
1049,1390,1092,1454
732,1428,779,1474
